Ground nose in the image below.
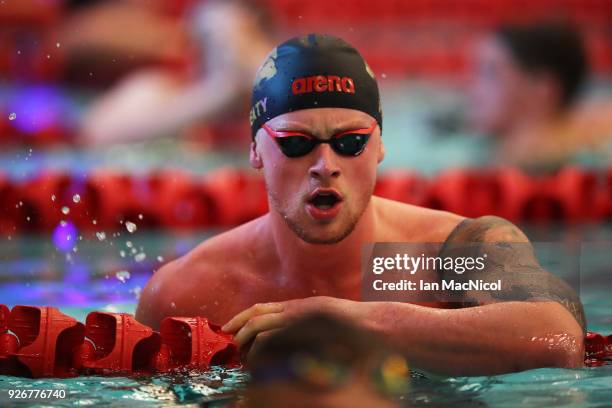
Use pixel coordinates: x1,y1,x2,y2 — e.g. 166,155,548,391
309,143,341,180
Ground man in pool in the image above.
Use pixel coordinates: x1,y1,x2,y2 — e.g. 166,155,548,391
136,34,585,375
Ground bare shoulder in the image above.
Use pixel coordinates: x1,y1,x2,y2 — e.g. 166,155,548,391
443,215,530,244
373,196,465,242
439,215,586,331
135,217,269,329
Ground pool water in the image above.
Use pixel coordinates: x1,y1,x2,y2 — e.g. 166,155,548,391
1,226,611,407
0,366,247,407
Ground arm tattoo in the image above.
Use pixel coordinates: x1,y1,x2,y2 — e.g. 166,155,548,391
438,216,586,331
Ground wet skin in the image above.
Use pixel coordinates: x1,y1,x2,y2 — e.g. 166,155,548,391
136,108,585,375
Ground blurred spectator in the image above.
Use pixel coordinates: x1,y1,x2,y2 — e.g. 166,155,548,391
79,0,274,149
467,21,612,173
244,313,409,408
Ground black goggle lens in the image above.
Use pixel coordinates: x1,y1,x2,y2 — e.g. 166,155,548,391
275,135,316,157
275,133,370,158
332,133,370,156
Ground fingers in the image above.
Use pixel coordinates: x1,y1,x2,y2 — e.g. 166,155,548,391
247,328,282,360
222,302,284,334
233,312,286,348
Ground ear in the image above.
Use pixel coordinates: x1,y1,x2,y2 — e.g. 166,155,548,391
530,72,562,113
377,137,385,164
250,139,263,169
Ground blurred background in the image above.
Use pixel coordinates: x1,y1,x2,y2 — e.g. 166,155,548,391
0,0,610,310
0,1,611,406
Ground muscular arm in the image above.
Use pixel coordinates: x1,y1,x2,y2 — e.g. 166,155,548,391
220,216,586,375
135,253,248,330
438,215,585,330
362,216,585,375
81,69,246,146
135,261,176,330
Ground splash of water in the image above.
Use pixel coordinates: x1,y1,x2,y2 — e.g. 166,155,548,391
115,270,131,283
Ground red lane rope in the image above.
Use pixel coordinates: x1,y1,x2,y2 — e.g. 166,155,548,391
0,305,238,378
0,304,609,378
1,167,610,234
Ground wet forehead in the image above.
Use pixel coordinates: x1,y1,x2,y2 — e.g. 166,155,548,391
266,108,375,137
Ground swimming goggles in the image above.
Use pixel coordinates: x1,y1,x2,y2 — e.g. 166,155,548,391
250,351,410,397
262,121,376,158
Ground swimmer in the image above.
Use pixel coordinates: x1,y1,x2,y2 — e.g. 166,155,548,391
136,34,585,375
245,313,408,408
467,21,612,172
80,0,274,147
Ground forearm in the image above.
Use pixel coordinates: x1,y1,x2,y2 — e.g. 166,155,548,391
82,70,243,144
359,300,584,376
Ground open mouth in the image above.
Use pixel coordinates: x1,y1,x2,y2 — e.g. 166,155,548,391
308,190,342,210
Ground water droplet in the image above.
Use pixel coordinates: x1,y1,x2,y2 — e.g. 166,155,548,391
46,54,51,59
56,42,60,48
51,194,56,201
138,214,143,220
60,220,67,227
72,194,81,203
61,206,70,215
26,216,30,221
8,112,16,121
131,286,142,299
119,250,126,258
125,221,137,233
170,302,176,309
157,256,164,262
135,253,146,262
381,73,387,79
126,241,133,248
95,231,106,241
115,270,131,283
92,219,97,225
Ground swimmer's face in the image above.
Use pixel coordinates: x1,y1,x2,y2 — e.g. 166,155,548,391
467,36,534,135
251,108,384,244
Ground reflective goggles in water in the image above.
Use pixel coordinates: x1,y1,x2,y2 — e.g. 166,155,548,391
250,352,410,397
